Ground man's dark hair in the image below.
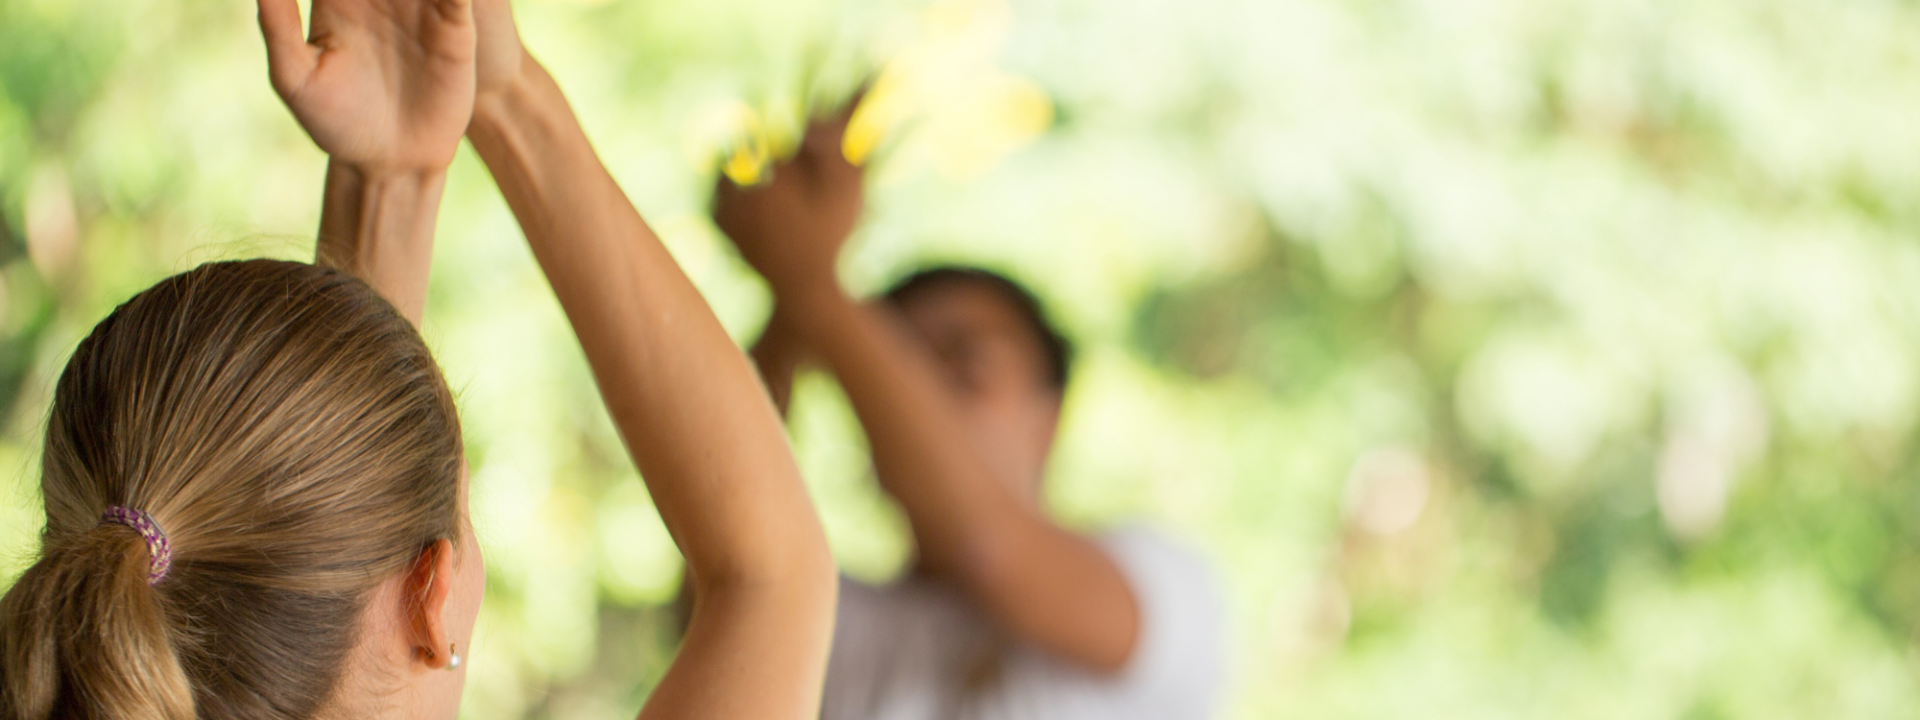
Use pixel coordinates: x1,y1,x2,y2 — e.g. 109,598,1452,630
882,266,1073,390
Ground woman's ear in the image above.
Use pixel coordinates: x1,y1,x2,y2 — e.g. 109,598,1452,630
405,538,459,669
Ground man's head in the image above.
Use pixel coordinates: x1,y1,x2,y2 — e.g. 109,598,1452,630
883,267,1072,501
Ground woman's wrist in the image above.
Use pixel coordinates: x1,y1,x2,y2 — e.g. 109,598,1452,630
317,159,449,323
470,48,544,136
324,159,447,192
326,157,452,185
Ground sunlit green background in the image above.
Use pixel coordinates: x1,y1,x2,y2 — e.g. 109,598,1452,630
7,0,1920,717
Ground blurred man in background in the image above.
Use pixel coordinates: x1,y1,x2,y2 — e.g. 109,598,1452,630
710,107,1224,720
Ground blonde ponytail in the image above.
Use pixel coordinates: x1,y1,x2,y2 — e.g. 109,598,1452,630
0,259,464,720
2,526,194,720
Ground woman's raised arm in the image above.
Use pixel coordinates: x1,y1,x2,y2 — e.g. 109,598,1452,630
257,0,474,323
465,8,837,720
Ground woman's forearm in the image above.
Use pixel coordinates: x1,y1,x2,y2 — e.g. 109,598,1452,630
315,160,448,324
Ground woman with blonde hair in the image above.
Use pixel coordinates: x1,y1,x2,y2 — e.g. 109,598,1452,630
0,0,836,718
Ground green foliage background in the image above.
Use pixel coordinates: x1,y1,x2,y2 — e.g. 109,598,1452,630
5,0,1920,717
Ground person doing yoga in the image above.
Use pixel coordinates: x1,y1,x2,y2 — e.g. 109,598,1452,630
711,110,1225,719
0,0,836,718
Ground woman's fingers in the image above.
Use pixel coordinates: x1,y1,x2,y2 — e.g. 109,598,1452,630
413,0,479,77
256,0,316,99
427,0,480,55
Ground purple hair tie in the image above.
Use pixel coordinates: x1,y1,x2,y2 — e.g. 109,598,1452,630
100,505,172,585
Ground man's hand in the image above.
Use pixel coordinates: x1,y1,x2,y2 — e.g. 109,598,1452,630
257,0,476,172
712,109,865,296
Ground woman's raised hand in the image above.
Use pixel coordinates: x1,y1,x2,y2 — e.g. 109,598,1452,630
257,0,477,172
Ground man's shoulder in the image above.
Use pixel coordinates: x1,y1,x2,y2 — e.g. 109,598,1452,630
1094,525,1216,585
1092,525,1226,707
